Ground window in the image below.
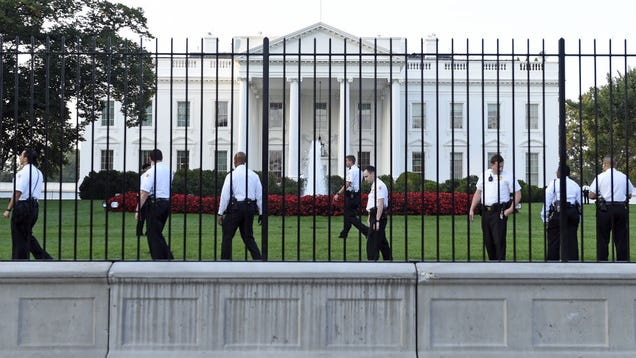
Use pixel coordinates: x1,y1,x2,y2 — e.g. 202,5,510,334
139,150,153,169
101,100,114,126
526,152,539,185
487,103,500,129
358,151,370,170
101,150,114,171
270,102,283,129
215,150,228,172
451,152,463,180
358,103,372,130
269,150,283,178
412,102,425,129
526,103,539,130
451,103,463,129
177,150,189,170
412,152,424,175
215,101,228,127
177,101,190,127
142,105,153,126
315,102,328,131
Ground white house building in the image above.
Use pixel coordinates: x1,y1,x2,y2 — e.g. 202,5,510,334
79,23,558,189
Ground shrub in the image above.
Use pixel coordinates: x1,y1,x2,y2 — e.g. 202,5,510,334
79,170,139,200
172,169,226,196
394,172,423,193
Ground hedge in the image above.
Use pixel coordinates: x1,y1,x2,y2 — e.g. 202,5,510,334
108,191,474,216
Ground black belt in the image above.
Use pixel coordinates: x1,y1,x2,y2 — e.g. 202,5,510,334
484,202,508,211
606,201,627,205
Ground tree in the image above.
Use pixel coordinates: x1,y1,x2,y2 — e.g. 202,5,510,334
566,68,636,182
1,0,155,175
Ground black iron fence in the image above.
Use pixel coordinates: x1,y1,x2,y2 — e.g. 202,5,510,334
1,33,636,262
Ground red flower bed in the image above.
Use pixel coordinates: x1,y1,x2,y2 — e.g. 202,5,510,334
108,191,473,216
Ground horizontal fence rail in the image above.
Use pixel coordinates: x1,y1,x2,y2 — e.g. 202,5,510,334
1,32,636,262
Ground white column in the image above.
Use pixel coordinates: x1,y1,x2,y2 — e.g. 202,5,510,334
391,79,404,178
338,78,351,176
238,78,249,152
287,78,300,179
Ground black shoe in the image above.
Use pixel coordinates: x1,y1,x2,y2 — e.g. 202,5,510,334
338,233,347,239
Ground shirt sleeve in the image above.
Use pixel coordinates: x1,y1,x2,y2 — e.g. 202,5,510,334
140,170,154,193
476,173,484,191
218,174,231,215
589,178,597,194
254,172,263,215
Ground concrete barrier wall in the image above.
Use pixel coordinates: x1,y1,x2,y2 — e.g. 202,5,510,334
107,262,416,358
0,262,111,358
417,263,636,358
3,262,636,357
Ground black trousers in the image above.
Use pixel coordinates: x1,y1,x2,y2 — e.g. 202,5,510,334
136,202,147,237
221,202,262,260
340,192,368,237
546,206,579,261
596,204,629,261
11,200,52,260
145,199,173,260
481,209,507,261
367,211,392,261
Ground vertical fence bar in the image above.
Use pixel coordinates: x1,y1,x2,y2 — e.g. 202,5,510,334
167,38,175,256
577,39,585,261
327,38,333,261
480,38,486,261
358,38,363,261
435,38,440,261
558,38,568,261
262,37,270,261
244,38,250,261
214,38,220,260
281,39,287,261
342,38,348,261
608,40,615,261
58,38,66,259
524,40,532,260
402,39,408,261
296,39,301,261
198,38,204,261
43,38,51,256
89,37,96,260
510,39,517,261
419,39,425,261
450,39,456,262
312,38,317,261
465,38,471,261
121,42,129,260
541,39,547,262
104,37,111,260
623,39,630,260
183,38,189,260
592,39,599,261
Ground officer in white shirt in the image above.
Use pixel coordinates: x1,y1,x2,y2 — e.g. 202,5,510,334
334,155,368,239
589,155,634,261
541,165,581,261
217,152,262,261
136,149,173,260
363,165,392,261
3,148,52,260
582,182,590,204
469,154,522,261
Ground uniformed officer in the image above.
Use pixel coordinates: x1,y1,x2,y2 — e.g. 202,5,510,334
2,148,52,260
136,149,173,260
541,165,581,261
469,154,522,261
334,155,368,239
363,165,392,261
589,155,634,261
217,152,262,261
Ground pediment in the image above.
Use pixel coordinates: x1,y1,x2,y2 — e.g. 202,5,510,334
249,22,391,56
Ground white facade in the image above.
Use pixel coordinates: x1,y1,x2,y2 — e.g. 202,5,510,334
80,23,558,187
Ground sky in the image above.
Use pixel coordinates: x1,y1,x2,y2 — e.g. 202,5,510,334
116,0,633,53
115,0,635,97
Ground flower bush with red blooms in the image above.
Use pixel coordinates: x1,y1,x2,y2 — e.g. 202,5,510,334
108,191,472,216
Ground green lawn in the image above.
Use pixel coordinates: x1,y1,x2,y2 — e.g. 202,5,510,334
1,200,634,261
